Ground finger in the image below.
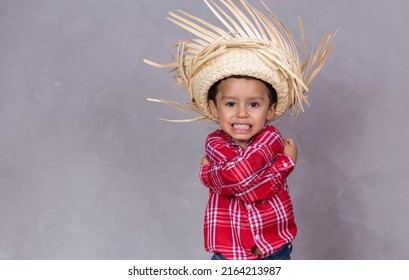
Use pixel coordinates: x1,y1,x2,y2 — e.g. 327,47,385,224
201,156,209,165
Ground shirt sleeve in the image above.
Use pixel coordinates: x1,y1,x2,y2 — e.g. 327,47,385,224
233,154,295,203
200,126,292,200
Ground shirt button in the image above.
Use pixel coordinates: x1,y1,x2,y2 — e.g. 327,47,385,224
247,204,252,210
255,234,260,241
283,161,288,167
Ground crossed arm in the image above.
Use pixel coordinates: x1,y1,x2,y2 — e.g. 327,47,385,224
200,126,297,203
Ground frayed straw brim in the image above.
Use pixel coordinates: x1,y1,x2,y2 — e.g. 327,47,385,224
144,0,337,122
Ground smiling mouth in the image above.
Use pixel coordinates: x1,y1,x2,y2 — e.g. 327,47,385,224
232,124,252,130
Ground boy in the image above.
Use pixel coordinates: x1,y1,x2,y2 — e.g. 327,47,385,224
144,0,335,260
200,76,297,259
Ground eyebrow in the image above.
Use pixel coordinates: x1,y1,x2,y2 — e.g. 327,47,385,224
220,96,266,101
220,95,238,100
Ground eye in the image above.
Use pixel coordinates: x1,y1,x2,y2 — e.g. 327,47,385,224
225,101,236,107
249,102,260,108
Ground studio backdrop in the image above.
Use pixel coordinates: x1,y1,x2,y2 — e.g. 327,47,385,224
0,0,408,259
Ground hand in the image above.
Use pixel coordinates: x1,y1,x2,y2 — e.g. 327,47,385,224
201,156,209,165
283,138,297,164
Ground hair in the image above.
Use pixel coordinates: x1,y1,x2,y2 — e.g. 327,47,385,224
207,75,277,107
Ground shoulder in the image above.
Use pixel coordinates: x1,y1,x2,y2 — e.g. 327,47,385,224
256,125,282,141
205,130,237,161
248,125,284,149
206,129,232,144
263,125,281,135
207,129,223,139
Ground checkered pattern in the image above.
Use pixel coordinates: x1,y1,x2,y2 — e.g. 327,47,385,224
200,125,297,259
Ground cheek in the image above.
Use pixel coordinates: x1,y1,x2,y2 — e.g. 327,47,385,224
216,110,228,121
220,108,236,117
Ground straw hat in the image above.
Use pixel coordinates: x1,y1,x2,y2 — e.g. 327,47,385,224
144,0,337,122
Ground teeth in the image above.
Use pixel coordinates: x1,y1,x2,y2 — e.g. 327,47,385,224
233,124,251,129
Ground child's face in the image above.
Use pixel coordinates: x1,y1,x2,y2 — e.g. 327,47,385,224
208,77,276,148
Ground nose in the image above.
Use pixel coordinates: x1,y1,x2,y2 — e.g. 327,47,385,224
237,104,248,118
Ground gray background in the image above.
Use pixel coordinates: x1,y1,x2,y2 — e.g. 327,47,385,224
1,0,408,260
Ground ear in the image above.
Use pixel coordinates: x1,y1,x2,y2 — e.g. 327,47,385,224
265,103,276,122
208,100,219,119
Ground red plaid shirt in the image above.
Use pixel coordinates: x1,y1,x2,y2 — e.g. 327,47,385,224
200,125,297,260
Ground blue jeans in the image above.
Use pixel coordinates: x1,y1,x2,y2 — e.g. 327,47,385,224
211,243,292,260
